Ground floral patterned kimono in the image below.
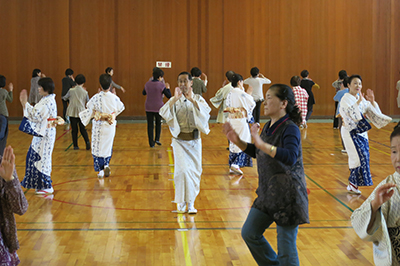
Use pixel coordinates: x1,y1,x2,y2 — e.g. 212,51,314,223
20,94,57,190
339,93,391,187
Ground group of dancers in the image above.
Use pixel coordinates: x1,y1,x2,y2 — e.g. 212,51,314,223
18,70,125,194
0,65,395,265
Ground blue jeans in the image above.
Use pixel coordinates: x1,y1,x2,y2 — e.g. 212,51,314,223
241,208,299,266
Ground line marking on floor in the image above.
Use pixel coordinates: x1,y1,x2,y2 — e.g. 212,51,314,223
65,134,82,151
369,145,390,156
305,174,354,213
167,147,192,266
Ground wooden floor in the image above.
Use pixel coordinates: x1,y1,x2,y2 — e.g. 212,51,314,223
9,120,396,265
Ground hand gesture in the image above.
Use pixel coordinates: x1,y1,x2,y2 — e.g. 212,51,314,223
41,73,46,78
250,123,264,147
20,89,28,107
201,73,207,80
0,146,15,182
121,87,126,93
222,122,240,144
174,87,183,99
165,82,170,89
183,87,194,102
222,80,228,87
365,89,375,103
8,83,13,92
258,73,265,79
371,183,396,212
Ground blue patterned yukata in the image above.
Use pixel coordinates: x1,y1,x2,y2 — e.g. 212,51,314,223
79,91,124,172
21,94,57,190
339,93,391,187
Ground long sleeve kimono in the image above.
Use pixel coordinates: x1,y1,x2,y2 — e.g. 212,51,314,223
226,87,255,168
79,91,125,171
159,94,211,204
351,172,400,266
339,93,391,187
21,94,57,190
210,83,233,123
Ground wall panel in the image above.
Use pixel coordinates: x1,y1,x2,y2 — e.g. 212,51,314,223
0,0,398,119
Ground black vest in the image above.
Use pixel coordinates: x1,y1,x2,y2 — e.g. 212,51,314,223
252,118,309,226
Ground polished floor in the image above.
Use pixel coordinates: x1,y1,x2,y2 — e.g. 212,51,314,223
8,120,396,265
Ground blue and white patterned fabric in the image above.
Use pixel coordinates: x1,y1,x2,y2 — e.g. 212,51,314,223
93,154,112,172
339,93,391,187
21,94,57,190
79,91,124,171
348,117,373,186
229,151,253,168
19,117,42,137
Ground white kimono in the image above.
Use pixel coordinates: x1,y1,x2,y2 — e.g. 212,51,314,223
339,93,391,170
210,83,233,123
226,87,255,154
21,94,57,189
79,91,125,171
159,94,211,204
351,172,400,266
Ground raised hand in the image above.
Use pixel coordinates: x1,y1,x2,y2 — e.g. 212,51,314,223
222,122,240,145
174,87,183,99
20,89,28,107
365,89,375,103
0,146,15,181
371,183,396,212
8,83,13,92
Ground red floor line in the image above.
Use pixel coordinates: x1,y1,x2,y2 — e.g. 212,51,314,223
56,128,71,141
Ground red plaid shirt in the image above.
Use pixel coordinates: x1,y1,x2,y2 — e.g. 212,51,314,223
292,86,309,124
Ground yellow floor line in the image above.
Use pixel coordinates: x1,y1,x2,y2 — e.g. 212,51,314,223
370,145,390,156
168,147,193,266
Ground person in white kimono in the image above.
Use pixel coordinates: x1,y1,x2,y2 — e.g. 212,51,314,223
159,72,211,214
225,73,255,175
19,77,63,194
210,71,235,123
79,74,125,178
339,75,392,194
351,126,400,266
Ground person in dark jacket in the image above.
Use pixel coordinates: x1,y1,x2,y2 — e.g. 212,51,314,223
223,84,309,266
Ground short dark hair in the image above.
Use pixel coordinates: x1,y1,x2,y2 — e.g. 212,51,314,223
231,73,243,88
32,69,41,77
270,84,302,126
65,68,74,76
177,72,192,81
225,71,235,82
391,125,400,141
99,74,112,90
38,77,55,94
105,67,113,74
75,74,86,85
190,67,202,77
338,70,347,80
250,67,259,77
153,68,164,80
290,76,301,86
0,75,5,88
348,75,362,84
300,70,309,78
